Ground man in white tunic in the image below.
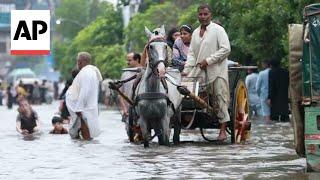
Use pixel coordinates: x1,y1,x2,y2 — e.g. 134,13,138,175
183,4,231,141
66,52,102,140
119,52,142,118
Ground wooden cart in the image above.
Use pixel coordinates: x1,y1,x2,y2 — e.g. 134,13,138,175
177,66,254,143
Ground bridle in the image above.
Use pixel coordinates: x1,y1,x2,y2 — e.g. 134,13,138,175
147,38,168,78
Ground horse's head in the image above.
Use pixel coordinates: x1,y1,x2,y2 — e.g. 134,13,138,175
145,25,167,78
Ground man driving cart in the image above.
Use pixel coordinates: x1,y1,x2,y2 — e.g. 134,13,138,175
183,4,231,142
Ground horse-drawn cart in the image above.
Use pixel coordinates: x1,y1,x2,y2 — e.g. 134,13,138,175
110,25,252,147
111,65,253,145
177,66,253,143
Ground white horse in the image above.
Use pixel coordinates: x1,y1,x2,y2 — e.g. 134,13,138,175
135,25,182,147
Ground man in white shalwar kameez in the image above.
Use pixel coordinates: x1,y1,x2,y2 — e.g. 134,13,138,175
183,4,231,141
66,52,102,140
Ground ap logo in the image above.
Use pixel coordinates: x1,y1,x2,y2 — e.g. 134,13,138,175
11,10,50,55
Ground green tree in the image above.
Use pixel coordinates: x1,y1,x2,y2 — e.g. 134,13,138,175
55,0,319,79
72,8,123,49
225,0,318,64
53,40,70,78
138,0,165,12
55,0,90,39
228,1,292,62
124,2,180,52
56,3,124,79
179,0,318,64
94,45,126,79
178,4,200,30
55,0,111,39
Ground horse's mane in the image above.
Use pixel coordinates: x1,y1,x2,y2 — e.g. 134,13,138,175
140,44,149,67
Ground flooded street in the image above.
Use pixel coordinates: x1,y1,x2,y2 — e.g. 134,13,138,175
0,102,318,179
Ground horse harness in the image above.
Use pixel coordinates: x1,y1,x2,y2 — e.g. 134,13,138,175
133,38,171,102
111,37,173,111
135,92,170,105
134,38,172,107
147,38,169,73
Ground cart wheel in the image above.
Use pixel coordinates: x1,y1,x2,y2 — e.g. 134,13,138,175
231,79,251,143
200,127,217,142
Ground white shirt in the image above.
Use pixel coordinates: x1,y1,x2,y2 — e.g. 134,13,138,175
184,22,231,85
66,65,102,137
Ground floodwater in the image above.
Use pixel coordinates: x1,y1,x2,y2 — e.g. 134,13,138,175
0,101,319,179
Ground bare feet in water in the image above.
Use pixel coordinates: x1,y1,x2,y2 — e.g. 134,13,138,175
217,122,228,141
217,131,227,141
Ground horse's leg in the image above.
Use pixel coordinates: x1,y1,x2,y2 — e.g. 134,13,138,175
173,106,181,145
156,120,164,145
160,109,170,146
139,116,149,148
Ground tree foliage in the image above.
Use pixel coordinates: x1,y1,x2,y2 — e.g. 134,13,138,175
177,0,318,64
53,40,70,78
94,45,126,78
55,2,125,79
55,0,111,39
178,4,200,30
55,0,319,79
124,2,180,52
227,0,292,62
55,0,89,39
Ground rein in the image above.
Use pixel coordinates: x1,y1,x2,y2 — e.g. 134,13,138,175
148,60,167,79
145,37,168,92
146,37,168,72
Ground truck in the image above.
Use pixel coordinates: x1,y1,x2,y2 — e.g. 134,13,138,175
289,3,320,172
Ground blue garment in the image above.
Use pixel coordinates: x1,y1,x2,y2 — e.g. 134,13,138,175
256,68,270,116
245,73,261,116
256,68,270,100
245,73,260,106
